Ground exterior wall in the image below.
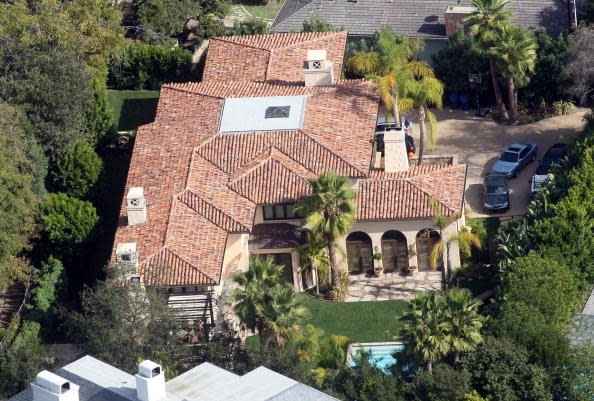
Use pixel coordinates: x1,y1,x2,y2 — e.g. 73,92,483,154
217,233,250,297
335,218,463,272
203,41,270,82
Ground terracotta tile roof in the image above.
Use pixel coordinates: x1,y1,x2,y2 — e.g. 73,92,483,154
202,31,347,83
178,189,249,233
140,248,218,287
358,164,467,220
212,31,348,50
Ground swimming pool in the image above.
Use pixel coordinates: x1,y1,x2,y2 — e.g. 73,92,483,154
347,342,404,374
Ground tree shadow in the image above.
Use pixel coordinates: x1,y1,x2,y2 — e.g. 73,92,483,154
118,97,159,131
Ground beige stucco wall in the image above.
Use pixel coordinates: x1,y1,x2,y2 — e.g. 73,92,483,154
335,217,464,272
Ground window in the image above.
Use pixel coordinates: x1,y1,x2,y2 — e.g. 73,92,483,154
265,106,290,119
263,204,297,220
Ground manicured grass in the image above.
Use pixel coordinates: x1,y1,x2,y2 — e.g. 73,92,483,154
231,0,285,21
107,90,159,131
298,294,409,342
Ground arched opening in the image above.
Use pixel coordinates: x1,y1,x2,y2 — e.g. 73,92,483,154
416,229,441,270
381,230,408,272
346,231,372,274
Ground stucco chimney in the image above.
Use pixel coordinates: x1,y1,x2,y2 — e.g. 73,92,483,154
303,49,334,87
384,129,409,173
31,371,79,401
444,6,476,36
126,187,147,226
136,361,165,401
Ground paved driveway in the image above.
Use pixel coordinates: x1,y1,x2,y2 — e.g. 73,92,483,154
414,109,587,218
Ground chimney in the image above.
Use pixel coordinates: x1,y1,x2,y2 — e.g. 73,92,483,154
31,371,79,401
444,6,476,36
126,187,147,226
384,129,409,173
136,361,165,401
303,49,334,87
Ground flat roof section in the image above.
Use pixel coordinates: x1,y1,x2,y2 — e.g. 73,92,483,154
219,96,307,133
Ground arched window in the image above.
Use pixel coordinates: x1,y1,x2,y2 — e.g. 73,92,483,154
416,229,441,270
381,230,407,272
346,231,372,274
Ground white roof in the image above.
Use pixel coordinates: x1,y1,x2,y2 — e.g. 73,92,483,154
219,96,306,133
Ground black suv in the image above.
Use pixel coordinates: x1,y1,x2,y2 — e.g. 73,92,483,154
374,118,415,156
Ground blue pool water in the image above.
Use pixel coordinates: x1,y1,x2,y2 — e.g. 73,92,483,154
348,343,404,374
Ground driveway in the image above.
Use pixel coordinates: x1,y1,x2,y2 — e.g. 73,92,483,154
414,109,587,218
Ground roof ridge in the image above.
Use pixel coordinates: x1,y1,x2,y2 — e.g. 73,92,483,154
227,147,273,183
178,189,249,233
211,31,347,50
141,247,217,286
297,130,366,176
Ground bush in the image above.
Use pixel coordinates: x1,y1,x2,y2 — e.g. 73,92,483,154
108,43,194,90
414,363,471,401
39,193,99,248
32,257,64,314
552,100,576,116
230,18,269,36
52,142,103,199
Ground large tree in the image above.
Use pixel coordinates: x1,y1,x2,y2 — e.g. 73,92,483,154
399,71,444,165
401,291,450,373
490,25,537,121
295,172,355,294
563,25,594,106
66,282,186,372
466,0,513,120
0,103,40,288
232,257,308,357
347,27,433,126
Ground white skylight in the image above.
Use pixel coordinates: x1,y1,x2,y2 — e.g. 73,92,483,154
219,96,306,133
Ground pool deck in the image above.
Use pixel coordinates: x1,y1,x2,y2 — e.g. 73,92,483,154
345,270,442,302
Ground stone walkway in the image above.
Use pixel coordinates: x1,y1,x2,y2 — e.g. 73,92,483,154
345,270,442,302
569,287,594,346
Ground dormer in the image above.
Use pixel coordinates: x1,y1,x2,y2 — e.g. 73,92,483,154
303,49,334,87
126,187,147,226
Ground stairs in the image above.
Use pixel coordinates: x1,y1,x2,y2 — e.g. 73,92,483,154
0,284,26,328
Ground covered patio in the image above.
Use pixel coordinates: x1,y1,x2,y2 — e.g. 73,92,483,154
345,270,442,302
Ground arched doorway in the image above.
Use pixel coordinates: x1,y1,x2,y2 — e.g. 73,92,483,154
416,229,441,270
381,230,408,272
346,231,372,274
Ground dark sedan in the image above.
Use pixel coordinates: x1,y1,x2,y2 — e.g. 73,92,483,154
483,174,510,212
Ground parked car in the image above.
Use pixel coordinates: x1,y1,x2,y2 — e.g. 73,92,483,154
490,142,538,178
374,116,415,157
530,143,568,196
483,174,510,212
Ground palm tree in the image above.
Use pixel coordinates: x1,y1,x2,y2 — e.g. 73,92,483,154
231,256,283,355
295,231,329,295
401,291,450,373
256,284,309,354
490,25,537,121
347,26,432,126
295,172,355,293
466,0,513,121
441,288,485,365
431,226,481,287
399,74,444,165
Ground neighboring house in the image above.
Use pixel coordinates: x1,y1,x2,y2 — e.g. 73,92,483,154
271,0,574,57
111,31,466,311
9,356,340,401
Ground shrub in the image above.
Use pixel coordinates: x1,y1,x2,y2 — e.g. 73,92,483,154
414,363,471,401
329,271,350,301
552,100,576,116
108,43,193,90
230,18,269,36
32,257,64,314
52,142,103,199
39,193,99,247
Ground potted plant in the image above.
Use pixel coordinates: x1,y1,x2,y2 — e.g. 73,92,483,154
372,249,383,276
408,265,418,276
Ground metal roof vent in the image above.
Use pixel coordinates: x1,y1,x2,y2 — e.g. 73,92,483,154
136,360,165,401
31,371,79,401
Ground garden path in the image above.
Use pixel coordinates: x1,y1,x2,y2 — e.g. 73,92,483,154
569,287,594,345
345,270,442,302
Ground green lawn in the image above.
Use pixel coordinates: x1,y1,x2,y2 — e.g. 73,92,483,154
298,294,408,342
231,0,285,21
107,90,160,131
